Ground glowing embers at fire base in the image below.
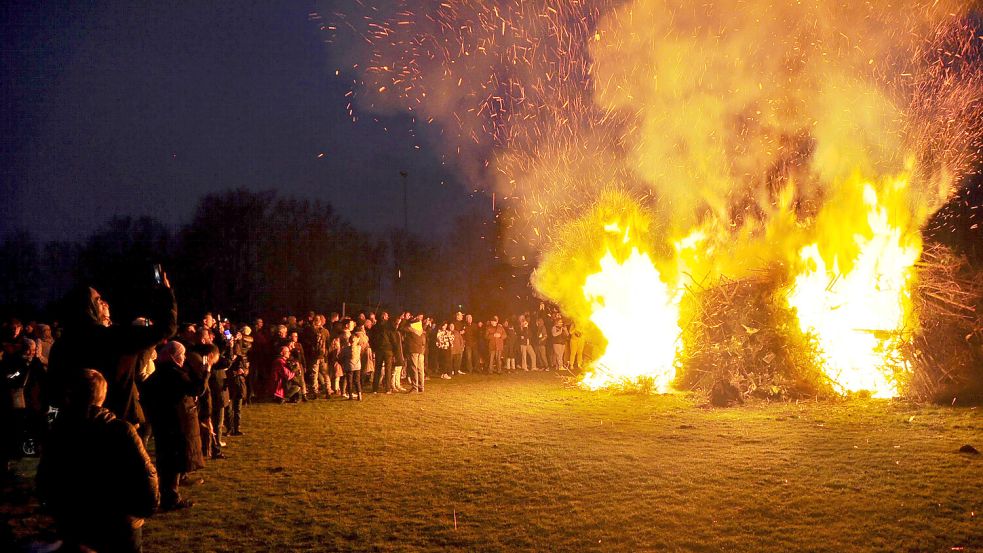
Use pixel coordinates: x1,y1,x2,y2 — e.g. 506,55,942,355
787,181,921,398
580,247,682,392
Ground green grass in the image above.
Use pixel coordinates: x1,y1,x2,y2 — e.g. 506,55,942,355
6,372,983,551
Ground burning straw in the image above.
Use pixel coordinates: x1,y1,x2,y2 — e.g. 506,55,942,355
675,241,983,405
901,242,983,403
676,273,834,405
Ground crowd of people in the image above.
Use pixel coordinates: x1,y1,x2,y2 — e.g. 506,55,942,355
236,305,589,406
0,272,591,552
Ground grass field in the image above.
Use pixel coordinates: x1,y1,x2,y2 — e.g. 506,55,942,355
5,371,983,552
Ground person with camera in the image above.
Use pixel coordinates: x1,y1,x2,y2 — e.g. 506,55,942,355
47,267,177,429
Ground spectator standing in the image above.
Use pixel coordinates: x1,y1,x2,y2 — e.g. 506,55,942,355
300,316,321,399
340,333,363,400
326,322,345,397
227,333,250,436
310,315,329,399
568,321,586,370
287,331,308,401
205,344,229,460
370,312,394,394
37,369,159,553
247,318,269,404
518,316,537,371
360,320,375,389
534,318,550,371
476,321,488,373
390,316,408,392
35,324,54,367
1,338,46,476
436,322,454,379
449,322,464,375
461,314,478,373
485,317,505,374
140,342,205,511
402,315,426,392
550,317,570,370
503,319,518,372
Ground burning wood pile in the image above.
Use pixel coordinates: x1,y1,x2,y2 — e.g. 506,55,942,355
676,274,829,405
674,241,983,406
903,243,983,403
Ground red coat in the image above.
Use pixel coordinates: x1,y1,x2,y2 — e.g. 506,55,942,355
272,357,295,399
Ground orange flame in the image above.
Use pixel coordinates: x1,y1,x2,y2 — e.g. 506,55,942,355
580,247,682,392
787,178,921,397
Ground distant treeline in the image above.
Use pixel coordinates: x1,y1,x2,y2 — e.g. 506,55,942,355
0,188,533,323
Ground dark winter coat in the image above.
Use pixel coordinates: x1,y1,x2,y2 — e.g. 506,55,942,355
47,286,177,427
369,323,391,355
140,359,206,473
462,323,479,348
209,365,230,409
228,356,249,401
37,405,159,540
384,321,404,365
518,324,534,346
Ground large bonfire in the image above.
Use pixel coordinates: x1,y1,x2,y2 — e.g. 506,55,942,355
325,0,983,400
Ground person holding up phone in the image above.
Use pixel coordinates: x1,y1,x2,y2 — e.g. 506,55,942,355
47,266,178,428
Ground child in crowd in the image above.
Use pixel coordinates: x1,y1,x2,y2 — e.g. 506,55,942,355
340,334,362,401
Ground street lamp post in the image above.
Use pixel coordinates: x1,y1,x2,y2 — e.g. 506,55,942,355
397,170,408,308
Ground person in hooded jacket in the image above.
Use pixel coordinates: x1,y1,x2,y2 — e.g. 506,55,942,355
47,272,177,429
37,369,159,553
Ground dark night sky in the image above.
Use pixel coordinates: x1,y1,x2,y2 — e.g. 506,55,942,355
1,1,480,243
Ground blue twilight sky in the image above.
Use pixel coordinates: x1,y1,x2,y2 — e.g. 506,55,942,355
1,1,482,243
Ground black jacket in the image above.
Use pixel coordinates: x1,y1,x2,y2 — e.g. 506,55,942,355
37,405,159,532
369,323,391,355
383,321,403,363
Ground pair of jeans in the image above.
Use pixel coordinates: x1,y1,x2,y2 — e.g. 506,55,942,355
519,344,537,370
210,406,224,456
552,344,567,369
345,370,362,397
438,349,452,375
306,360,321,396
230,398,242,433
488,349,503,373
569,339,585,368
391,365,404,390
409,353,425,390
159,468,181,507
462,346,476,371
373,352,394,392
